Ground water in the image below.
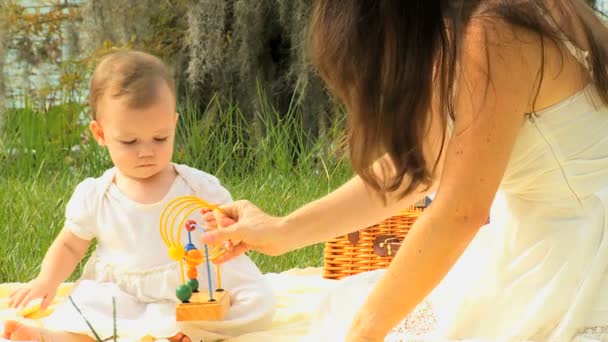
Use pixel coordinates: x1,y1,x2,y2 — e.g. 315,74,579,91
4,0,85,107
3,0,608,108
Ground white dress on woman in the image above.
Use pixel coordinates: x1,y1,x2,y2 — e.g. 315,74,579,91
306,38,608,342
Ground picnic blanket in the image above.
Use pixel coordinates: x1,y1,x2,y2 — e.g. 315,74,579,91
0,267,339,342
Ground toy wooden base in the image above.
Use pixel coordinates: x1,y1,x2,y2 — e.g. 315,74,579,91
176,290,231,321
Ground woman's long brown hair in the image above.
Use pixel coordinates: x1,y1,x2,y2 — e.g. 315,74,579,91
309,0,608,200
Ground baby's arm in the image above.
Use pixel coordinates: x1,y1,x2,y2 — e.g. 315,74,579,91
40,176,97,288
10,177,97,311
9,230,90,310
39,229,90,288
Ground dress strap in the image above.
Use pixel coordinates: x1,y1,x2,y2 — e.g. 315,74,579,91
561,39,592,74
542,11,592,74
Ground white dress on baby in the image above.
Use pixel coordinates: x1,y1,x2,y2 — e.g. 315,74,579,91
43,164,276,341
306,36,608,341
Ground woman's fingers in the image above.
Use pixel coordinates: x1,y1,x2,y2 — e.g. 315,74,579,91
202,213,236,230
218,200,249,220
213,242,251,264
220,217,236,227
203,201,246,229
201,200,277,262
201,224,241,246
202,212,217,228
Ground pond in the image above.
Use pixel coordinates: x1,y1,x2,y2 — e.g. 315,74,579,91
4,0,86,107
3,0,608,108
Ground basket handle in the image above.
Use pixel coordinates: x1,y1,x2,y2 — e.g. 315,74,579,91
346,196,431,248
347,231,360,245
373,234,402,257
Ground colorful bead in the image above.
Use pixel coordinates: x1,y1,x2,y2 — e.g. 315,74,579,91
186,249,203,267
187,278,199,292
187,266,198,279
185,243,196,252
185,219,197,232
168,244,185,261
176,284,192,302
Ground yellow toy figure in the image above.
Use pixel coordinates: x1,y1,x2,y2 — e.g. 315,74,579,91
160,195,231,321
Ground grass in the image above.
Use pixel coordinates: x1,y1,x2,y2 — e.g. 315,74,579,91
0,91,352,282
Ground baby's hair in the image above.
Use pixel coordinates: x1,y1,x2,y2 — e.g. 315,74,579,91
89,50,175,119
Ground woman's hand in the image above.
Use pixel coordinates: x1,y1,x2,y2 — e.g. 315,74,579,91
8,276,58,311
201,200,289,263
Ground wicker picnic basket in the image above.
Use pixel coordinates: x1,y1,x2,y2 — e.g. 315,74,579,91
322,198,428,280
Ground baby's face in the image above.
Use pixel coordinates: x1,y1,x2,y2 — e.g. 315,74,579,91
90,82,178,180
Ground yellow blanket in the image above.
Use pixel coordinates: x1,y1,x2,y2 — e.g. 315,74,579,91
0,268,337,342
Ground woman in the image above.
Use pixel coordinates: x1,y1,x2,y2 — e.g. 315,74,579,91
202,1,608,340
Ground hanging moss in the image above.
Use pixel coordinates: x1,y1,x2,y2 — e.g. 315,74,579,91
0,3,7,119
187,0,265,117
186,0,336,137
276,0,334,138
81,0,191,94
76,0,338,144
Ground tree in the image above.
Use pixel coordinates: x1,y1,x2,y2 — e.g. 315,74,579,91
81,0,191,96
83,0,337,147
2,0,339,147
0,2,6,119
186,0,334,138
2,0,84,110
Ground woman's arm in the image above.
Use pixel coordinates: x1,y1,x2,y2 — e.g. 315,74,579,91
203,105,446,258
278,159,437,252
348,20,540,339
271,87,449,251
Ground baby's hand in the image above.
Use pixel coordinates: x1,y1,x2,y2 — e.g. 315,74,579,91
9,277,58,312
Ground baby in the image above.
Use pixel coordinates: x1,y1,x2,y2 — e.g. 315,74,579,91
3,50,275,342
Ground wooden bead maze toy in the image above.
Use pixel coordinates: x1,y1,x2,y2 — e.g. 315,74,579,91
160,196,230,321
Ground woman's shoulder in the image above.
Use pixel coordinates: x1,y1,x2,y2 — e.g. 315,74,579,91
461,10,590,113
